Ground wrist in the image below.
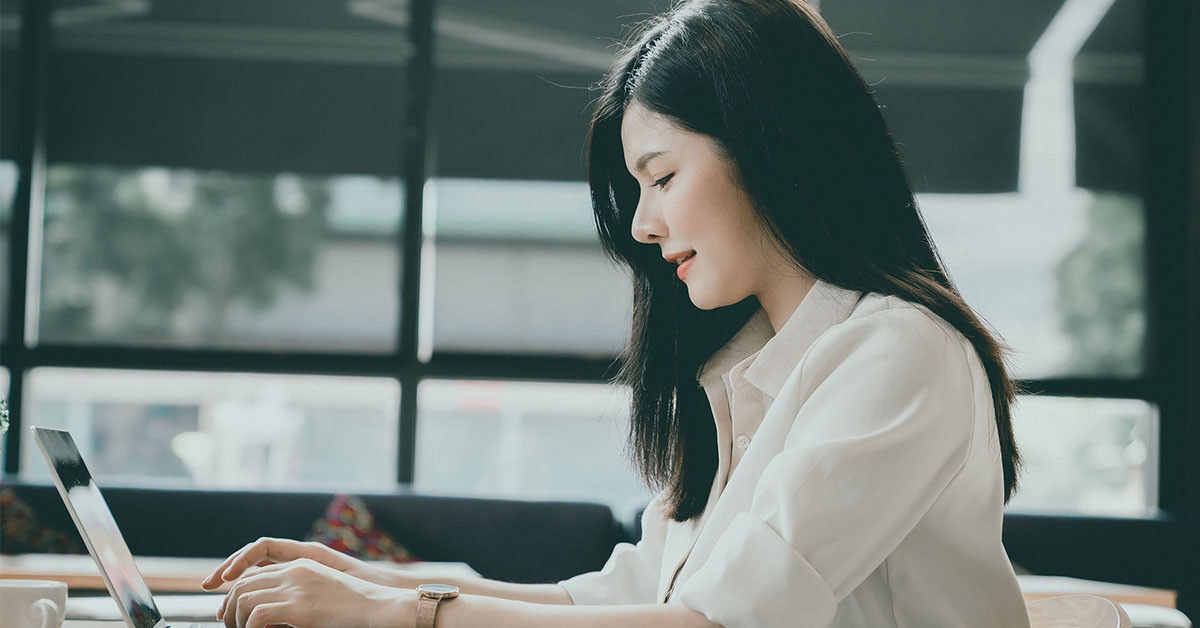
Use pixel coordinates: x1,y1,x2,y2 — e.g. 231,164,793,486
351,562,412,589
384,570,421,590
415,584,460,628
371,587,416,628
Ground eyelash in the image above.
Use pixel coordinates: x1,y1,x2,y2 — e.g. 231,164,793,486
651,173,674,189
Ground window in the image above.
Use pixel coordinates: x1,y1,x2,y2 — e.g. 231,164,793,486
0,2,1195,607
20,368,400,491
821,0,1158,518
0,0,654,513
37,0,409,351
0,160,15,337
38,165,402,350
415,380,648,517
426,178,630,355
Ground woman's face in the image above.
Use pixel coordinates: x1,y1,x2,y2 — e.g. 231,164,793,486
621,102,798,311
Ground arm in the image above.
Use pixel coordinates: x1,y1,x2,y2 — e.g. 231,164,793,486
430,595,721,628
205,488,671,608
391,574,573,606
215,558,722,628
202,537,572,604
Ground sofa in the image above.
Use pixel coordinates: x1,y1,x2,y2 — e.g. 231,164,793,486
3,480,1194,624
0,481,632,585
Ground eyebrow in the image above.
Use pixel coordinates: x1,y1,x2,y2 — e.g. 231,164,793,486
634,150,667,174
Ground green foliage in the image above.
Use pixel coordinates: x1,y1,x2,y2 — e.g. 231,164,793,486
1054,192,1146,376
40,165,330,342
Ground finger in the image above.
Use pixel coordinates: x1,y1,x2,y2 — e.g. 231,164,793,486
218,569,282,621
245,602,293,628
235,589,283,628
208,538,293,588
204,539,270,589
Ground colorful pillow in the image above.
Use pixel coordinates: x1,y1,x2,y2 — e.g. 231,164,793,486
305,494,417,563
0,487,84,554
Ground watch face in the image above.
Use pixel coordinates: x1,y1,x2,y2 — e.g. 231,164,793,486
418,584,460,599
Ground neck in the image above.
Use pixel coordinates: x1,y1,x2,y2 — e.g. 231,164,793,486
758,273,818,332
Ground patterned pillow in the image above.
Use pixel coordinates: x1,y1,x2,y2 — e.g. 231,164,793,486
0,487,84,554
305,494,417,563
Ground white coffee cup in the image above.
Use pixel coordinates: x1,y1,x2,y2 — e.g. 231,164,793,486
0,579,68,628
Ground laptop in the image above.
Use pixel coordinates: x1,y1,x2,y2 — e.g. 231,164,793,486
32,426,223,628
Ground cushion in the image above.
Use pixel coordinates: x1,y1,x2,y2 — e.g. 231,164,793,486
0,487,84,554
305,494,417,563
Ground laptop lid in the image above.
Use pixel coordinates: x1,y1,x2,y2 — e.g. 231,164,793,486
32,426,168,628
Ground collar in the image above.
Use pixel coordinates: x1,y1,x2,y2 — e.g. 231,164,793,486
697,280,864,398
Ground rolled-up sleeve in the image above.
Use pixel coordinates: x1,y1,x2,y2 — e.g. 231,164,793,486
676,307,980,627
558,491,669,605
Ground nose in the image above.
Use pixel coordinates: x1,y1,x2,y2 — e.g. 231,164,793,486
630,195,665,244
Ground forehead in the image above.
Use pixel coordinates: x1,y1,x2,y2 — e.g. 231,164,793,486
620,103,693,170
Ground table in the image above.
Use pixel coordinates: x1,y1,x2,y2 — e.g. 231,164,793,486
1017,574,1177,609
0,554,480,594
3,553,481,624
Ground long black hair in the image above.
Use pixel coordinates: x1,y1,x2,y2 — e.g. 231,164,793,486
589,0,1021,522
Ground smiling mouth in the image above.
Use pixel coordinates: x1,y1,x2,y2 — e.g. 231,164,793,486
674,252,696,265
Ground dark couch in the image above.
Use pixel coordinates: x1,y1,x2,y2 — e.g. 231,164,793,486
0,481,631,585
9,481,1193,613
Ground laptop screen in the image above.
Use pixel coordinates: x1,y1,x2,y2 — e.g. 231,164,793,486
33,427,165,628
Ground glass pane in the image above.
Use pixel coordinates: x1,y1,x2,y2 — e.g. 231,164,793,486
923,191,1145,378
20,368,401,491
1,0,20,340
428,178,631,354
1006,395,1157,517
0,160,15,337
822,0,1147,379
38,2,408,350
434,0,658,181
428,1,651,355
39,166,402,350
0,366,9,470
415,379,649,516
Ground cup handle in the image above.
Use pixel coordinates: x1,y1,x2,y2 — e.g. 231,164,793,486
31,598,62,628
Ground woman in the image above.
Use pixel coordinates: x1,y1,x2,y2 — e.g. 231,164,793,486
203,0,1030,626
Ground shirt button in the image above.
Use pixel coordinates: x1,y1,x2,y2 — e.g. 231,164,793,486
735,434,751,450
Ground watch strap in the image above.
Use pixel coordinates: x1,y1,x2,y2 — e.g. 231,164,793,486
415,595,440,628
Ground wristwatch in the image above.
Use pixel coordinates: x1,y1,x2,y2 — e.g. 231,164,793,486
415,583,460,628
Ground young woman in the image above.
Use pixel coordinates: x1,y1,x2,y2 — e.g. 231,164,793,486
203,1,1030,626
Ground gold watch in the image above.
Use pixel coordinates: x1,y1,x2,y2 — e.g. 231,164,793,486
415,584,460,628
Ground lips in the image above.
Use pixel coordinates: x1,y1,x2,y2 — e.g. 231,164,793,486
676,252,696,280
664,250,696,265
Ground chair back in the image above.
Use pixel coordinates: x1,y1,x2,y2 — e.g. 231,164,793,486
1027,594,1132,628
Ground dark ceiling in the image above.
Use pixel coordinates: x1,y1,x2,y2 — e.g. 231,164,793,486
0,0,1145,192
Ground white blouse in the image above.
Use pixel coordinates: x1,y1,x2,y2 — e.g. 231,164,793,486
559,281,1031,628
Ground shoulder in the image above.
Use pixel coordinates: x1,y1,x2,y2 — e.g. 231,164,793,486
775,293,986,446
798,293,980,391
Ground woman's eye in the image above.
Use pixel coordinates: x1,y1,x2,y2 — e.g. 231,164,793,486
651,173,674,189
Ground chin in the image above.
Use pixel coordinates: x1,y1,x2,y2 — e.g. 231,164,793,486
684,285,741,311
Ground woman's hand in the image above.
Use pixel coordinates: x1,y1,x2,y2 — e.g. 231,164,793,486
217,558,414,628
202,537,407,591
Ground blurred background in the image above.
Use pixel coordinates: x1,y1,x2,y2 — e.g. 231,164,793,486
0,0,1194,539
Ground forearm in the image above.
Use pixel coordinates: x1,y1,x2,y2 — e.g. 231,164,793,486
386,572,572,605
431,594,722,628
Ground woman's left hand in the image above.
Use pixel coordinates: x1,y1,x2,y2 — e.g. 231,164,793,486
218,558,413,628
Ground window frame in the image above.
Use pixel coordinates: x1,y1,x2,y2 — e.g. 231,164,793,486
1,0,1196,615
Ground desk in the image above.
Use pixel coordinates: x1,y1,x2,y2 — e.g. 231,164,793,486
3,554,481,624
3,554,235,593
0,554,480,594
1017,574,1178,609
